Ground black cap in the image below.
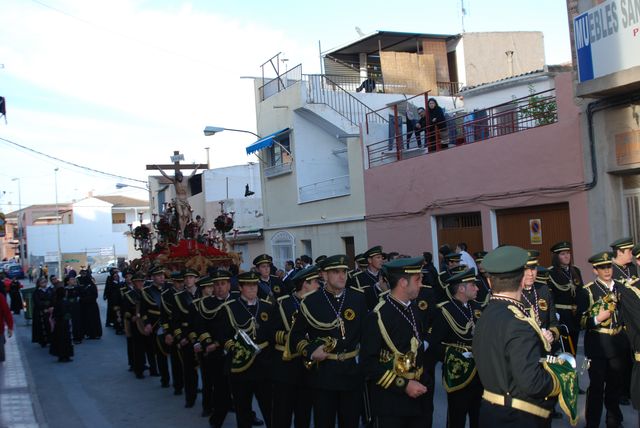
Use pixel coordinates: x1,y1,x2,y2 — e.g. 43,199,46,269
291,265,320,284
610,237,634,251
354,253,368,267
314,255,327,264
253,254,273,266
183,268,199,278
237,271,259,283
535,266,550,283
473,251,488,263
196,276,215,288
383,257,424,275
210,269,232,282
444,253,462,263
633,245,640,259
149,265,166,276
318,255,349,271
526,250,540,268
482,246,529,274
132,273,146,282
550,241,572,253
170,271,184,281
364,246,383,259
588,251,614,267
446,268,477,295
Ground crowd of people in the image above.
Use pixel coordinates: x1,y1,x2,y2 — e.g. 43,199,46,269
95,237,640,428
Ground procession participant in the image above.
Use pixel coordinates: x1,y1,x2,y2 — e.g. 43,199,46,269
347,253,367,289
289,255,367,428
161,270,185,396
172,268,200,408
78,270,102,340
473,252,491,307
633,245,640,268
254,254,285,301
473,246,564,426
272,265,319,428
66,275,84,344
193,272,234,423
103,267,122,329
355,247,385,308
360,257,431,428
49,284,74,362
435,253,465,303
119,269,136,369
140,265,171,388
618,274,640,419
430,268,482,428
217,271,275,428
521,252,560,347
577,251,630,428
420,252,439,288
32,276,52,347
611,237,638,282
547,241,583,355
122,273,148,379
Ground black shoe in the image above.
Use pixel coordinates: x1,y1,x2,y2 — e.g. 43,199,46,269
619,396,631,406
251,416,264,426
174,389,183,396
551,410,563,419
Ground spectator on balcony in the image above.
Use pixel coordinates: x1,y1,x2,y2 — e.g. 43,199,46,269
414,107,427,148
426,98,446,152
405,102,420,149
356,75,376,93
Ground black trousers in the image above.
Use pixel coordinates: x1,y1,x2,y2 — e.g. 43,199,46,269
272,380,312,428
446,376,482,428
126,336,133,367
131,331,146,376
170,346,184,392
230,378,272,428
375,415,425,428
585,355,625,428
312,387,361,428
208,356,232,427
179,345,198,405
152,335,170,386
200,354,214,413
479,400,550,428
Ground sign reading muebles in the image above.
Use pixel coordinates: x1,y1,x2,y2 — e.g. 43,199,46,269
573,0,640,83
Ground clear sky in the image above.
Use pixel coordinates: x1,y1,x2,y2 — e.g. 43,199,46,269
0,0,572,209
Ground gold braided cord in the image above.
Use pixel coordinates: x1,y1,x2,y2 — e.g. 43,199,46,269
373,300,401,355
548,274,576,294
441,306,474,340
174,292,189,314
198,299,225,320
278,299,292,332
507,305,551,352
299,301,341,331
225,304,257,336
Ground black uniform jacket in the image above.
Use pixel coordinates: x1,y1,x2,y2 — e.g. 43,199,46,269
473,297,558,411
272,293,308,386
577,279,630,359
618,278,640,409
257,275,286,301
361,296,431,418
289,286,367,391
521,282,559,340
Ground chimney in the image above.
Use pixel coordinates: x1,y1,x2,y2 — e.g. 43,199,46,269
505,51,514,77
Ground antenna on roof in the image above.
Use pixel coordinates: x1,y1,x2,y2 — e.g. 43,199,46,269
460,0,467,33
355,27,365,37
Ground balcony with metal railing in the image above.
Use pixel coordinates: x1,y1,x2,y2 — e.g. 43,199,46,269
366,88,558,168
259,64,303,101
298,175,350,203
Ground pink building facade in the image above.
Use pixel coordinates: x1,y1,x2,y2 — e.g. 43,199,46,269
362,72,593,272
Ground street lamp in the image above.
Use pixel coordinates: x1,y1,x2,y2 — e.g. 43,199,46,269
11,177,22,266
203,126,260,139
54,168,62,277
115,183,149,191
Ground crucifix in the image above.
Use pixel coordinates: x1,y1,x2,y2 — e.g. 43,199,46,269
146,150,207,240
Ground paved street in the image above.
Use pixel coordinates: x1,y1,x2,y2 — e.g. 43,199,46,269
1,281,638,427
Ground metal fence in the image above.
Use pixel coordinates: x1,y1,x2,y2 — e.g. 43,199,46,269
367,89,558,167
259,64,303,101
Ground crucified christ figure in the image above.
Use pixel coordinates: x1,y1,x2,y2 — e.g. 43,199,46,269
156,165,197,240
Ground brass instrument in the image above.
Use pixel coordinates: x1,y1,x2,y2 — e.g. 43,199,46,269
589,292,617,316
303,336,337,369
236,329,262,355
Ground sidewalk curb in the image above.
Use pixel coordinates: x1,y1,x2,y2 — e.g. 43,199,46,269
14,317,48,428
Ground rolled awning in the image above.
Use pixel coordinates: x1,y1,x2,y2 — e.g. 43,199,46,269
246,128,290,155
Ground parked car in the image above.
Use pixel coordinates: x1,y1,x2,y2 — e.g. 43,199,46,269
5,264,25,279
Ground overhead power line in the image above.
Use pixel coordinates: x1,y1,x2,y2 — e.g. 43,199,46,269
0,136,147,183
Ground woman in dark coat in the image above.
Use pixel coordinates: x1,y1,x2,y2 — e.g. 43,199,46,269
426,98,446,152
32,277,52,347
9,279,23,315
66,276,84,344
79,271,102,339
103,268,121,328
49,286,74,362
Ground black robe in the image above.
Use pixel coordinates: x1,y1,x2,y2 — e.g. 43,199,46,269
80,278,102,339
49,288,74,359
32,287,52,345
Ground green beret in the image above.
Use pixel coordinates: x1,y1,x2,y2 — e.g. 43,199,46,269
588,251,614,267
364,246,383,259
210,269,232,282
610,237,634,251
238,271,260,283
318,254,349,271
482,246,529,274
291,265,320,283
253,254,273,266
550,241,572,253
383,257,424,275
